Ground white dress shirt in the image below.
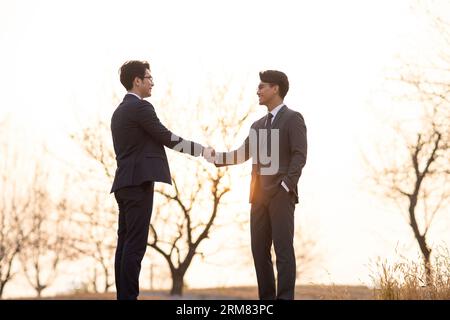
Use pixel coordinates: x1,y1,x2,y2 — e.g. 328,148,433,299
127,92,142,100
268,103,284,124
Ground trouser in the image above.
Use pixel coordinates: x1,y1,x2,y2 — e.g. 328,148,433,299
114,181,154,300
250,185,296,300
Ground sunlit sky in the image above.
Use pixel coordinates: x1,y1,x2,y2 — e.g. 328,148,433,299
1,0,449,295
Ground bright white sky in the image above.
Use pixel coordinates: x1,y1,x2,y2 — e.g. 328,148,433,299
1,0,448,295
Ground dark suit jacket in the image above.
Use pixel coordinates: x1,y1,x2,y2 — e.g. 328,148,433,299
110,94,203,193
215,105,307,203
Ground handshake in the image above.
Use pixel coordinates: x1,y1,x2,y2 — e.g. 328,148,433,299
202,147,216,164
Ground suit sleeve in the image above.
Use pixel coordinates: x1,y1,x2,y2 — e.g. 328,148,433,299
214,128,253,167
282,112,307,191
134,101,204,156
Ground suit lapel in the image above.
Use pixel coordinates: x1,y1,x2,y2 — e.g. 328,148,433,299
271,105,287,128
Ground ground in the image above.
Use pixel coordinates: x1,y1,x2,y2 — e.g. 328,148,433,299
32,285,374,300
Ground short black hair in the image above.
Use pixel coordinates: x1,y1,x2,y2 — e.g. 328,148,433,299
119,60,150,90
259,70,289,99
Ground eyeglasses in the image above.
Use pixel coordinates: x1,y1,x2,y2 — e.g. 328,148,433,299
142,76,153,82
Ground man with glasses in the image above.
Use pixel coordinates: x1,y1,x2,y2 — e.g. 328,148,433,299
110,60,213,300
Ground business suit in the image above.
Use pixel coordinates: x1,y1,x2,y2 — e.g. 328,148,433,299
111,93,203,300
216,105,307,299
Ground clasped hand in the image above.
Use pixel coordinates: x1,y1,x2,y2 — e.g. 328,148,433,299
202,147,216,163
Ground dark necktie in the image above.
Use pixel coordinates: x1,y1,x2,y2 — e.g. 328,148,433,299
265,113,274,129
265,113,274,156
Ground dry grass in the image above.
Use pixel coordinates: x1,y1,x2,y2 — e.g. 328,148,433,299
370,247,450,300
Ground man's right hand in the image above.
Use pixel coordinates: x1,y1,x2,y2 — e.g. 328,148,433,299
202,147,216,163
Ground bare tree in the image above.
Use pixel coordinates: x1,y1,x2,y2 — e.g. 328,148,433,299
71,193,116,293
366,2,450,285
0,146,28,298
19,165,74,298
69,121,117,293
145,83,262,295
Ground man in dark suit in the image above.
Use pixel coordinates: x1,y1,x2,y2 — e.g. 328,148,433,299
110,60,212,300
210,70,307,300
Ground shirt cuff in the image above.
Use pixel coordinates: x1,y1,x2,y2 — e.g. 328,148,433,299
281,181,289,192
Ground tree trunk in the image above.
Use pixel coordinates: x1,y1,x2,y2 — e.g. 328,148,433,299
36,283,46,298
411,230,433,285
422,245,432,286
170,272,184,296
409,195,433,286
